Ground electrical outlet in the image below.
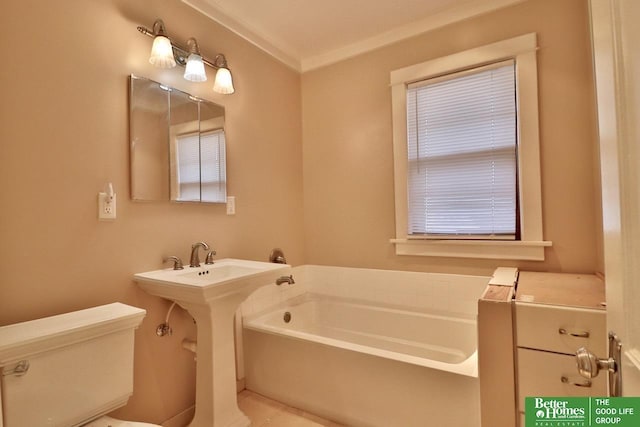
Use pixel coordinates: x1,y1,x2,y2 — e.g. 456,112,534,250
98,192,117,220
226,196,236,215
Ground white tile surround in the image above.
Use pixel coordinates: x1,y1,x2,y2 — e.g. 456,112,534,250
241,265,490,317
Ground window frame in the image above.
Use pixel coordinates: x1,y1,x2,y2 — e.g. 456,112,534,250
390,33,551,260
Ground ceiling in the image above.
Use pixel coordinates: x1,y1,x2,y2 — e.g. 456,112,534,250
182,0,524,72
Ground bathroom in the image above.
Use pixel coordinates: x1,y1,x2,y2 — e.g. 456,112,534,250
1,0,637,426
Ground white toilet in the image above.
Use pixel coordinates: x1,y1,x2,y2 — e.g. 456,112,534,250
0,302,161,427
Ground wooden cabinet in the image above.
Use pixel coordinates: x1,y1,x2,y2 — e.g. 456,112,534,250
514,272,606,425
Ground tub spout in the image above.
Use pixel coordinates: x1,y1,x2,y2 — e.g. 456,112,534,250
276,275,295,285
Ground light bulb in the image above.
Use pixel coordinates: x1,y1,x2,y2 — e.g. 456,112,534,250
184,54,207,82
213,67,234,94
149,35,176,68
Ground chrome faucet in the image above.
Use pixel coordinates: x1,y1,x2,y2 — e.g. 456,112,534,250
190,242,210,267
276,275,295,285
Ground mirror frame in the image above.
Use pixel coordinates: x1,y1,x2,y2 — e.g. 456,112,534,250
129,74,227,204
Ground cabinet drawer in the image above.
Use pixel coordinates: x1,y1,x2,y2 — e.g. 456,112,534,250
517,348,607,411
515,302,606,355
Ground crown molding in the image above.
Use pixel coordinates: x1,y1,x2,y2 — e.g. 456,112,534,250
301,0,526,71
182,0,526,74
182,0,302,72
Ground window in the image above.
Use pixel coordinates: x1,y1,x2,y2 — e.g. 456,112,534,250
175,129,227,202
390,33,551,260
407,61,517,238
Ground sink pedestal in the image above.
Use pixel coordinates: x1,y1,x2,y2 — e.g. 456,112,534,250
134,259,291,427
181,295,250,427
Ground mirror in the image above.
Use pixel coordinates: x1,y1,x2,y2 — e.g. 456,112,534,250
129,75,227,203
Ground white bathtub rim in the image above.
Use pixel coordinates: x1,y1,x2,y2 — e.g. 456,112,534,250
243,293,478,377
302,264,490,283
245,292,477,322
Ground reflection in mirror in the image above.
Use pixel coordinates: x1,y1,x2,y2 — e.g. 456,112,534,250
169,89,200,202
199,101,227,203
130,75,227,203
130,77,170,200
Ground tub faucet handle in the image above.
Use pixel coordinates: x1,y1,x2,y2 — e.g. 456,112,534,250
164,256,184,270
269,248,287,264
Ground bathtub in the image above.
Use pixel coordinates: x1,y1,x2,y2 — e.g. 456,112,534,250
241,265,486,427
244,293,477,377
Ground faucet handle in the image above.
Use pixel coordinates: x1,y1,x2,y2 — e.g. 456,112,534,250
205,250,217,265
164,256,184,270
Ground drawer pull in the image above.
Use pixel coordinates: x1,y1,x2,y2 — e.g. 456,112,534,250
561,376,592,388
559,328,590,338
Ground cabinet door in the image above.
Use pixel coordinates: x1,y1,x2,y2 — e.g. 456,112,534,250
516,303,606,355
517,348,607,411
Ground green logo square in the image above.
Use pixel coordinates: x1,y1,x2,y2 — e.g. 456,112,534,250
525,397,640,426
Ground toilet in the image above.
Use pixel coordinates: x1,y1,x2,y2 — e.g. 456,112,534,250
0,302,160,427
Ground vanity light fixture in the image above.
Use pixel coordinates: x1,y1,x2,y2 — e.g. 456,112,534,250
138,19,235,94
212,55,234,94
184,38,207,82
148,20,176,68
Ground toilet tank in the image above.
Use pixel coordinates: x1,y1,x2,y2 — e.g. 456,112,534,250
0,303,146,427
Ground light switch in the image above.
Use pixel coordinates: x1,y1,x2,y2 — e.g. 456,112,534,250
226,196,235,215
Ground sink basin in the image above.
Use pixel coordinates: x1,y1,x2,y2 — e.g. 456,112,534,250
134,258,291,427
172,264,261,283
134,258,290,303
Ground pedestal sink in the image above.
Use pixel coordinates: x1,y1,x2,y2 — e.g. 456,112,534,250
134,258,291,427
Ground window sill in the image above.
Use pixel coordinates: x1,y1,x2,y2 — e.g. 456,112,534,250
390,238,552,261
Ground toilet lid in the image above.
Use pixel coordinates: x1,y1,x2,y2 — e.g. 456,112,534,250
83,415,161,427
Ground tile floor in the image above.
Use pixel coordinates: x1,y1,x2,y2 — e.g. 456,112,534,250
238,390,345,427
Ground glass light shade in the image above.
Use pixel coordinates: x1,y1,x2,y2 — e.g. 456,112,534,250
149,35,176,68
213,67,235,94
184,54,207,82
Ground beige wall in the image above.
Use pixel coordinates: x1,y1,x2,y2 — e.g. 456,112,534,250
0,0,604,424
0,0,303,423
302,0,603,276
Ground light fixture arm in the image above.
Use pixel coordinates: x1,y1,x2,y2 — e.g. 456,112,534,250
213,54,229,69
151,19,169,37
186,37,201,56
137,21,228,70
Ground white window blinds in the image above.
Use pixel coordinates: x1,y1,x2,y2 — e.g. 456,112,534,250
406,60,517,238
176,129,226,202
176,133,200,201
200,130,227,203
